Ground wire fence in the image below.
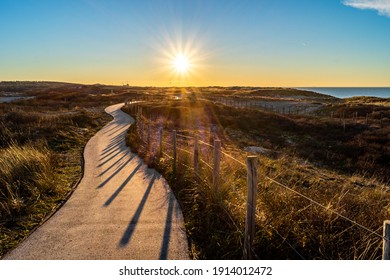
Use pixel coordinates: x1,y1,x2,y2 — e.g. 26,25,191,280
124,99,390,260
206,96,389,129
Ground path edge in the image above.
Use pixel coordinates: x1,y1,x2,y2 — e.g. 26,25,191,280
1,110,113,260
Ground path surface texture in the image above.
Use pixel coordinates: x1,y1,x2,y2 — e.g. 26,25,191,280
4,103,189,260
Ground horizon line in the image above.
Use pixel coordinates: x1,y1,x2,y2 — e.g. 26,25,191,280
1,80,390,88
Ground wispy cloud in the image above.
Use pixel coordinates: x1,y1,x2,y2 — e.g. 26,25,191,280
343,0,390,17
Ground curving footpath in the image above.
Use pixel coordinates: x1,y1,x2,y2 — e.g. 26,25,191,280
4,103,189,260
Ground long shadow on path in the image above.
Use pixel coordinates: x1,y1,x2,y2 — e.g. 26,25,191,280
97,149,125,167
96,155,135,189
103,162,143,207
159,193,174,260
99,152,132,177
100,140,122,156
100,145,124,162
119,173,157,247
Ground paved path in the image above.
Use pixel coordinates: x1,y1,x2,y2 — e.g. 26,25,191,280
4,103,189,260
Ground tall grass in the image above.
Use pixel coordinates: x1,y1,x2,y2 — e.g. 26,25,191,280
123,99,390,260
0,83,116,257
0,144,57,221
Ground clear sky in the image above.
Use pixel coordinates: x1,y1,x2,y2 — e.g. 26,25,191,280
1,0,389,86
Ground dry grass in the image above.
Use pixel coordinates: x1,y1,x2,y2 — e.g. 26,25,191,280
1,82,388,259
0,144,58,220
123,96,390,260
0,144,64,256
0,82,117,257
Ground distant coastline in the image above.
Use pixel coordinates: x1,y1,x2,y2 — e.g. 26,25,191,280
0,97,25,103
296,87,390,99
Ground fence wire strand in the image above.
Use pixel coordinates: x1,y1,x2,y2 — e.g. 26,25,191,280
162,151,173,159
161,140,173,148
221,150,247,167
176,133,194,140
176,146,194,156
199,158,213,170
198,140,214,148
133,113,389,259
265,176,389,242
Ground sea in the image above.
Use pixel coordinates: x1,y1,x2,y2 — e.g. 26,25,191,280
0,96,26,103
296,87,390,99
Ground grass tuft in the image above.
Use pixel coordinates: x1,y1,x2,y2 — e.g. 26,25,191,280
0,144,57,220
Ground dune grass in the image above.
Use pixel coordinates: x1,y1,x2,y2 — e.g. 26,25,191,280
0,144,56,218
0,144,64,255
1,82,389,259
123,97,390,259
0,83,116,257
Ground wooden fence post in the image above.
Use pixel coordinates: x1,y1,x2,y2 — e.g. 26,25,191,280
209,125,216,144
366,113,369,125
194,134,199,177
243,156,258,260
159,128,163,156
383,220,390,260
173,130,177,174
213,140,221,189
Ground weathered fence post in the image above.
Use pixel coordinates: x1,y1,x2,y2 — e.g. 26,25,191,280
366,113,369,125
209,124,217,144
383,220,390,260
173,130,177,174
159,128,163,156
243,156,258,260
213,140,221,189
194,134,199,177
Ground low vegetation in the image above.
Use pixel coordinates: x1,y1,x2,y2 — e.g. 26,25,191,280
123,95,390,259
1,82,389,260
0,82,124,257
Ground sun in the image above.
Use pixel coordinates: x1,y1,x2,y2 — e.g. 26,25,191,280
172,54,190,74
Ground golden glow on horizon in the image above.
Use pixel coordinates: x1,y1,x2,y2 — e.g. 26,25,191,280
4,33,388,87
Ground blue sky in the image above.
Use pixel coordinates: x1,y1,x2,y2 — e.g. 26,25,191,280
0,0,389,86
